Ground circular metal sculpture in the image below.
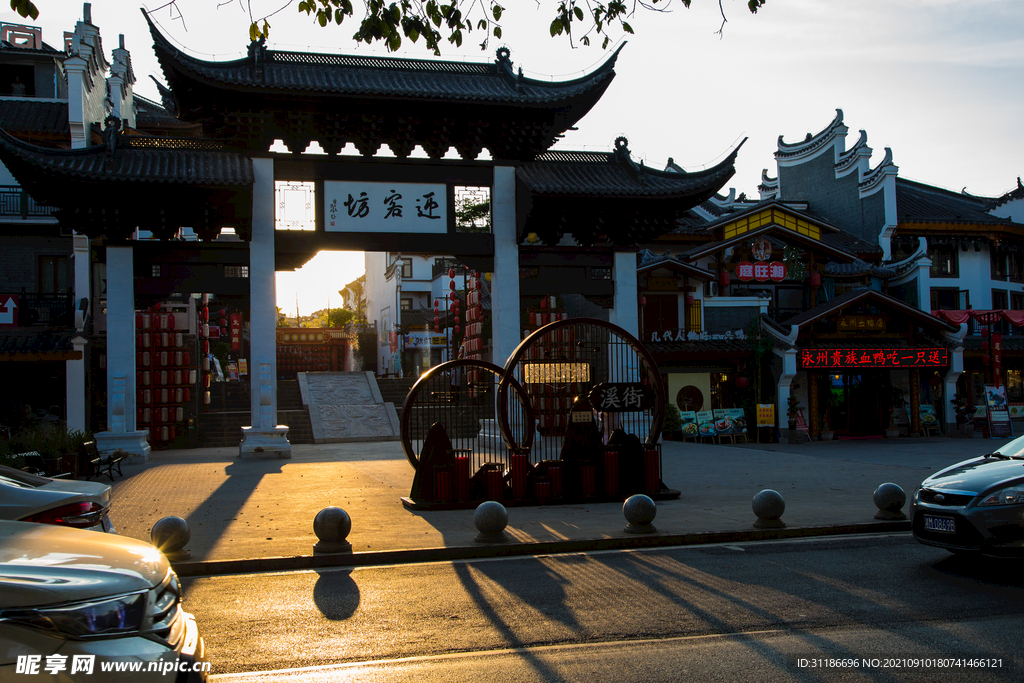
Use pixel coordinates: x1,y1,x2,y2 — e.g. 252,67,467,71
400,358,534,476
497,317,666,464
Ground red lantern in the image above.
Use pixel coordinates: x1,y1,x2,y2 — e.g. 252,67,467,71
734,376,749,389
449,269,455,279
719,271,730,287
809,272,822,287
454,325,461,334
434,325,440,333
433,298,439,308
449,280,456,290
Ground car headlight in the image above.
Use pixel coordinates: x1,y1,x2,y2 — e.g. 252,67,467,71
0,591,146,638
979,485,1024,507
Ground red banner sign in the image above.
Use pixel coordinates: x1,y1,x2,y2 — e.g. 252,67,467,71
800,347,949,369
229,314,242,351
737,261,787,282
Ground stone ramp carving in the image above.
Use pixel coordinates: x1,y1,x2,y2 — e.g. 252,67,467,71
297,371,401,443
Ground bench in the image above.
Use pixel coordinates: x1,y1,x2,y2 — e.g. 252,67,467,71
17,451,72,479
77,440,124,481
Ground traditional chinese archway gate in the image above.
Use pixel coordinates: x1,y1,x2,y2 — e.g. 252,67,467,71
0,11,739,458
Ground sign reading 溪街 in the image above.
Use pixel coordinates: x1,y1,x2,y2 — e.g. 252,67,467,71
324,181,448,233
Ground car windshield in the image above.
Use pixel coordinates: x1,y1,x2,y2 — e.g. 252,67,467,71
0,465,48,488
991,434,1024,459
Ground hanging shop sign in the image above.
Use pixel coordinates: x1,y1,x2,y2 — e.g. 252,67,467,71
522,361,591,385
404,332,449,348
799,347,949,369
649,329,746,343
229,314,242,351
837,315,886,332
324,181,448,233
588,383,654,412
736,261,787,282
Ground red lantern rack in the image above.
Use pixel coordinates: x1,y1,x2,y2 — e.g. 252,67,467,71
135,305,199,449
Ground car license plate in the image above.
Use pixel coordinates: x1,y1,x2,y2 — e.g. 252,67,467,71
923,515,955,533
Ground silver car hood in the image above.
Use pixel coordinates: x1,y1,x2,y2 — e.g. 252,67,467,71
0,521,169,608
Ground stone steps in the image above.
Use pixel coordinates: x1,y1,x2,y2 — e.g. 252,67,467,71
197,380,313,447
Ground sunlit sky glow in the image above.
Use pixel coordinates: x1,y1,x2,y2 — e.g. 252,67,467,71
8,1,1023,316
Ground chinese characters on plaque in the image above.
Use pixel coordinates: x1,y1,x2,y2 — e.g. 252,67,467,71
837,315,886,331
736,260,787,282
587,383,654,412
799,347,949,369
324,181,448,233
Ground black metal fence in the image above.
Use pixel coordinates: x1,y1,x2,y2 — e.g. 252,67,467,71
8,293,74,327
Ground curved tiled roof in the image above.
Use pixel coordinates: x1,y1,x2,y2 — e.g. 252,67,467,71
518,139,742,199
0,129,252,186
776,108,847,159
0,99,68,137
145,11,619,106
896,178,1017,226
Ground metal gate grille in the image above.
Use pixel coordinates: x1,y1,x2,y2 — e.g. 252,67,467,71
498,318,665,464
400,359,534,475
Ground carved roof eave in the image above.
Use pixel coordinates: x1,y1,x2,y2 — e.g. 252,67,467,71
638,254,714,281
775,108,848,161
144,9,620,111
777,287,959,333
520,138,743,199
0,129,253,240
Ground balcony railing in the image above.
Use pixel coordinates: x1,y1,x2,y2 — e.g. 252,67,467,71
0,185,56,218
4,293,75,327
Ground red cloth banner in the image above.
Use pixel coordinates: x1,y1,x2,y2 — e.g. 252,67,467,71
932,309,1024,327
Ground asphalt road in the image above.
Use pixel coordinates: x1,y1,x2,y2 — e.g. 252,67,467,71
190,534,1024,681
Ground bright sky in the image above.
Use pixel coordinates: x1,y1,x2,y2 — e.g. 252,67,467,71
7,1,1024,315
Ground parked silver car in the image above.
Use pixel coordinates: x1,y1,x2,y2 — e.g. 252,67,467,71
912,435,1024,556
0,465,114,532
0,520,207,681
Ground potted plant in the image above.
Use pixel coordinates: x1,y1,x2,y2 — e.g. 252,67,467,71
786,394,801,431
662,404,683,441
884,385,906,438
951,391,975,437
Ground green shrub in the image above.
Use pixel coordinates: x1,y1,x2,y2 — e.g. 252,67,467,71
663,403,682,435
4,423,90,460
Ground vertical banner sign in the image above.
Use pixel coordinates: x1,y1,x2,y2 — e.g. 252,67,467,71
229,314,242,351
984,384,1013,439
992,333,1003,387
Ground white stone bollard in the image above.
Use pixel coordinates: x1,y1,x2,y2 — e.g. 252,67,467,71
752,489,787,529
623,494,658,534
313,507,353,554
151,516,192,561
873,483,908,520
474,501,509,543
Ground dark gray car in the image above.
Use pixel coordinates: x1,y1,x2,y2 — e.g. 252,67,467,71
912,435,1024,556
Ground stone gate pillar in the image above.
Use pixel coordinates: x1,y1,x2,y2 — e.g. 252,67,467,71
95,245,150,460
492,165,520,367
240,157,290,458
609,249,639,338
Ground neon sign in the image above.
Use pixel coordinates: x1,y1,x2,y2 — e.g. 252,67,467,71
800,348,949,369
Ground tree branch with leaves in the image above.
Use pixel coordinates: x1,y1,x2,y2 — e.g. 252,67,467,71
12,0,766,56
